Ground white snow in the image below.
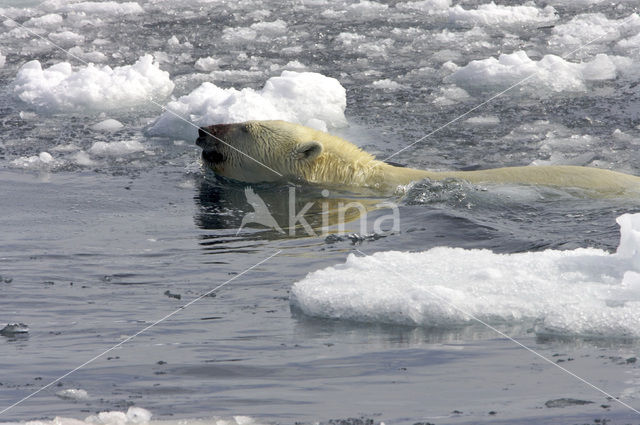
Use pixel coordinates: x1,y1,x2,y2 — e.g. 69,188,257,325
13,54,174,112
89,140,144,156
148,71,347,141
448,2,557,26
448,51,632,93
0,50,5,68
291,213,640,338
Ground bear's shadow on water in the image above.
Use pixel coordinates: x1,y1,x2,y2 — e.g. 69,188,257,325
193,172,390,244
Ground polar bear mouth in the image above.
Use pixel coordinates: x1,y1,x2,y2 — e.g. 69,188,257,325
202,150,225,164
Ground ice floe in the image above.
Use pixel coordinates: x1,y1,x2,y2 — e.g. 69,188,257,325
148,71,347,141
291,213,640,338
13,54,174,112
448,51,632,93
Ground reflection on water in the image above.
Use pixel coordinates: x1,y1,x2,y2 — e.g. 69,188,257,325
193,173,398,240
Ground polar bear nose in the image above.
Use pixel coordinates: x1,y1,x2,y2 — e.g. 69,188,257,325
196,124,233,147
207,124,232,137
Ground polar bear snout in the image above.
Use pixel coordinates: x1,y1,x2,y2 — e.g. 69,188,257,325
196,124,233,148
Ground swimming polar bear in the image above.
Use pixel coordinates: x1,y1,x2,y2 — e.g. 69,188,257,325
196,120,640,195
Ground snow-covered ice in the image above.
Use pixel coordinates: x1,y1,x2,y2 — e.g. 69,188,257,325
448,2,557,27
13,55,174,112
2,407,267,425
148,71,347,141
291,213,640,338
91,118,124,132
44,1,145,16
9,151,63,170
56,389,90,401
88,140,145,156
448,51,632,93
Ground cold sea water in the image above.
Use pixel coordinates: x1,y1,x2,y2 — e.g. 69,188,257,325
2,0,640,424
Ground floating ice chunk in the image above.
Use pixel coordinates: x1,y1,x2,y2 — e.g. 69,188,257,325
549,13,640,53
250,19,287,35
56,389,89,401
432,86,470,106
371,79,405,90
48,30,85,47
0,323,29,336
291,213,640,337
580,54,627,80
14,54,174,112
449,2,557,26
209,69,265,82
322,0,388,19
465,115,500,125
0,50,5,68
347,0,388,16
222,27,257,43
167,35,192,50
545,0,623,5
23,13,63,27
8,408,266,425
617,32,640,54
336,32,366,46
396,0,451,13
167,35,180,48
10,152,61,170
449,51,628,93
46,1,144,16
72,151,96,166
85,407,152,425
222,19,287,43
91,119,124,132
68,46,107,63
89,140,144,156
269,60,308,72
194,57,220,72
148,71,347,141
305,118,328,132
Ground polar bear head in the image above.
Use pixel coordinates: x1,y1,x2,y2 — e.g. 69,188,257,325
196,120,380,185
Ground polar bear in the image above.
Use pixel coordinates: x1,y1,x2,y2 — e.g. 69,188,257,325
196,120,640,194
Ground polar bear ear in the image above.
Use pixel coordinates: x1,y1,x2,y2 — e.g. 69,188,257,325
294,141,323,161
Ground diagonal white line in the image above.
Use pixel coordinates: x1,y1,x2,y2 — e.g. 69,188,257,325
0,13,283,178
354,248,640,416
0,250,282,417
383,12,640,162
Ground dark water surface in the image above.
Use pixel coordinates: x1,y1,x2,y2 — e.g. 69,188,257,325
2,0,640,423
